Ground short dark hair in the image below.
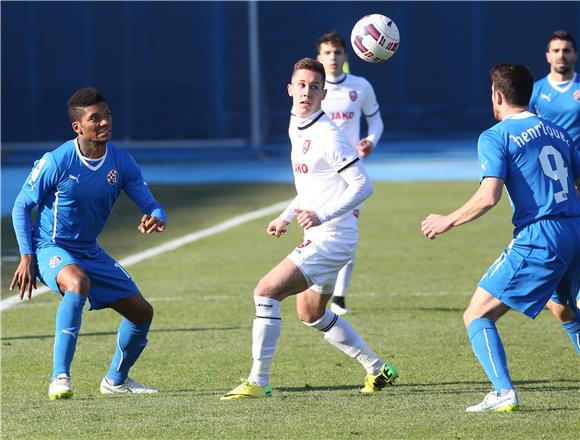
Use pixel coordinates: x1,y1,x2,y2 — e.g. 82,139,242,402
490,63,534,107
546,30,577,52
316,31,346,53
67,87,106,122
291,58,326,84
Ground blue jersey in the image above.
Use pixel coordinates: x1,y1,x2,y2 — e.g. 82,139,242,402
20,139,166,251
529,72,580,147
478,112,580,233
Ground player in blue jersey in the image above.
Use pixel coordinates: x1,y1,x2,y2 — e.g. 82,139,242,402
530,30,579,147
529,30,580,350
421,64,580,412
10,88,167,400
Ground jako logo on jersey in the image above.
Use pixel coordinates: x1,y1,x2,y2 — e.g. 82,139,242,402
574,90,580,102
297,239,312,248
303,140,311,154
349,90,358,102
49,256,62,268
294,163,309,174
107,169,119,185
330,112,355,120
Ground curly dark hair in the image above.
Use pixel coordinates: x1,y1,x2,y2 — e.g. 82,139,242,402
67,87,106,122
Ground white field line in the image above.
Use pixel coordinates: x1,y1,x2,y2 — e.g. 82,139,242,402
0,200,290,312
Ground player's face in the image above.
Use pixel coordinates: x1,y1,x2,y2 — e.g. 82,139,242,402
546,39,577,75
288,69,327,117
317,42,347,77
72,102,113,143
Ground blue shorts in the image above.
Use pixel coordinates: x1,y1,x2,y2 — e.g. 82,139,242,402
479,217,580,319
35,244,139,310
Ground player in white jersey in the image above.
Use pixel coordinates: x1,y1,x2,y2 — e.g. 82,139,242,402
222,58,398,400
316,32,384,315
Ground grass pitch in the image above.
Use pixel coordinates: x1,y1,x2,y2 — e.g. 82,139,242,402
1,182,578,439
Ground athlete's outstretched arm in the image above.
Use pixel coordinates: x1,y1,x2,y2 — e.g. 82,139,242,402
357,110,384,157
123,158,167,234
267,196,299,237
296,160,373,229
10,191,38,300
421,177,504,240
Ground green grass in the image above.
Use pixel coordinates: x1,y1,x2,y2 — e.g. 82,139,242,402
1,182,578,439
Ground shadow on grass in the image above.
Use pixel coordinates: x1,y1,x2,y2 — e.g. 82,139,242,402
0,326,241,341
273,379,580,396
414,307,465,313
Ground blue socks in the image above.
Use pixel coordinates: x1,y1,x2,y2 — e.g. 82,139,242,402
561,319,580,354
467,318,513,394
53,291,86,379
106,319,151,385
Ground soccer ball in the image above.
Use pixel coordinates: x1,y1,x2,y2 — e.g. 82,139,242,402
350,14,400,63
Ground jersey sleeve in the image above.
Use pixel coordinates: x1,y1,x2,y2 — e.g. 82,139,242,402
361,79,380,117
122,152,167,223
528,82,539,113
323,130,359,173
477,129,507,181
569,135,580,181
21,153,61,205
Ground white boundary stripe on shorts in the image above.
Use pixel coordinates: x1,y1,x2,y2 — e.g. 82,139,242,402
0,200,291,312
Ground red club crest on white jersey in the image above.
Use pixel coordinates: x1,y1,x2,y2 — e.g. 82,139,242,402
107,169,119,185
302,140,311,154
349,90,358,102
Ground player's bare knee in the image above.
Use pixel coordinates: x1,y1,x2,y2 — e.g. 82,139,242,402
297,308,324,324
137,297,154,323
463,308,473,327
254,279,277,298
60,275,90,296
549,302,575,323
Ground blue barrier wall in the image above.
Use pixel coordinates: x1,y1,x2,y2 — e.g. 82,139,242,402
2,1,579,144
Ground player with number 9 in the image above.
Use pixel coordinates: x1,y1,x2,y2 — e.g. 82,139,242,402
421,63,580,412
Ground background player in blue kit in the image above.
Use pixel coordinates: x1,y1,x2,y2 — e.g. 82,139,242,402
529,30,580,349
10,87,167,400
421,64,580,412
530,30,579,147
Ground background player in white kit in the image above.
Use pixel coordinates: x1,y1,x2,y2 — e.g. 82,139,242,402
316,32,384,315
222,58,397,400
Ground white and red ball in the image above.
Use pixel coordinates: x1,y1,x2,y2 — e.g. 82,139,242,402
350,14,400,63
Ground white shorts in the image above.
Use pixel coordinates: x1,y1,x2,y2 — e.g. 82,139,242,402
287,236,356,294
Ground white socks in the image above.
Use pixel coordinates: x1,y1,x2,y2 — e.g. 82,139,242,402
306,309,383,375
248,296,281,386
333,259,355,297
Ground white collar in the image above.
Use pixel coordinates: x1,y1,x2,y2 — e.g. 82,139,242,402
503,111,534,121
294,109,324,128
547,72,577,93
74,138,107,171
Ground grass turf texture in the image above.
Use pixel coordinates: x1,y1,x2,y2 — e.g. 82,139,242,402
1,182,578,439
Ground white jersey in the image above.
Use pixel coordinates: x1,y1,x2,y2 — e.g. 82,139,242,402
322,73,380,147
287,110,361,242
